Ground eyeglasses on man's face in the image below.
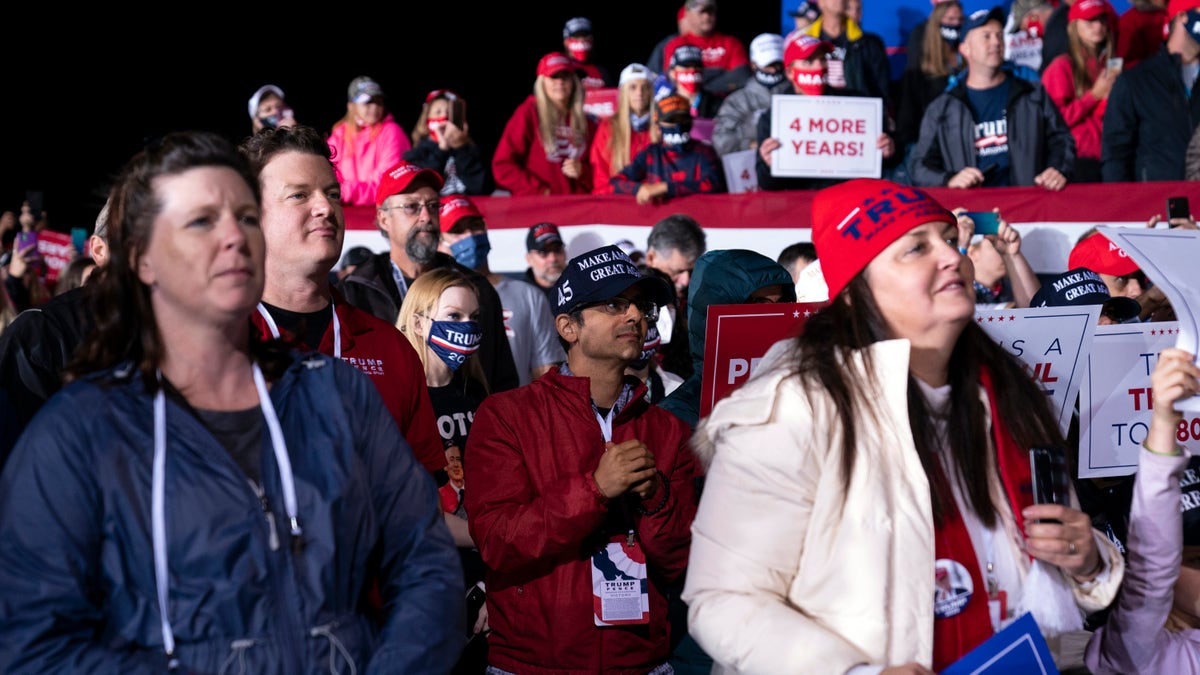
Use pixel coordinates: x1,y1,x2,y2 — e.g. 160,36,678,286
581,296,659,322
383,200,441,218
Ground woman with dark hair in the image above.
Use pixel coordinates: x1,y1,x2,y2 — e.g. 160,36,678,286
0,130,463,673
682,179,1124,674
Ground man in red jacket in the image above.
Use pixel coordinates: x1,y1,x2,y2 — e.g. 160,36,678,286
239,125,446,475
465,244,698,674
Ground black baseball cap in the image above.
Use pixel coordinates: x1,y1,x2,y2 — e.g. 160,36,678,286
554,244,674,316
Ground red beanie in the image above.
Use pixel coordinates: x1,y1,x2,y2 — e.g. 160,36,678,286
811,179,956,298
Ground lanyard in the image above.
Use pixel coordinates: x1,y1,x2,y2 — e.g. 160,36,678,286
152,363,301,663
390,260,410,298
256,301,341,358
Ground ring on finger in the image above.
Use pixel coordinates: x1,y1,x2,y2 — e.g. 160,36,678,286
1068,541,1076,555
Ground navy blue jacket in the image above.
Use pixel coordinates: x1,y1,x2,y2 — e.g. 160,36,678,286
0,353,464,674
1101,46,1200,182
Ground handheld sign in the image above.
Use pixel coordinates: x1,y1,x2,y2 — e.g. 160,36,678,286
768,94,882,179
721,149,759,194
699,302,827,419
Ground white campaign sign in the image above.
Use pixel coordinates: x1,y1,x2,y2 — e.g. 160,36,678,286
976,305,1100,436
768,95,882,179
1078,323,1181,478
1099,226,1200,411
721,149,759,194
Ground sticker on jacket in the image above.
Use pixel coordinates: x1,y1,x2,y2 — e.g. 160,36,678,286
933,558,974,619
592,536,649,625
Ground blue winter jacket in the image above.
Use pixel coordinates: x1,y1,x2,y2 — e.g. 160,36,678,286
0,352,465,674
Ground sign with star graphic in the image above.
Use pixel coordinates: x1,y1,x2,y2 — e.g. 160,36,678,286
1078,322,1183,478
976,306,1100,437
699,302,828,419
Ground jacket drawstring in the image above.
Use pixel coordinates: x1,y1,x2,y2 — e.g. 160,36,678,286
217,638,257,675
310,622,358,675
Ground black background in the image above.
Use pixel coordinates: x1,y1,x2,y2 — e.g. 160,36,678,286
3,4,787,232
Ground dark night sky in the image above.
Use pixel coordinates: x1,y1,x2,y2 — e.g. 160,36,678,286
4,4,788,231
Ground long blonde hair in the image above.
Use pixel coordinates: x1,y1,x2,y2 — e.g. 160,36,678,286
607,80,651,173
921,0,963,78
535,73,588,158
1067,16,1114,98
397,267,489,394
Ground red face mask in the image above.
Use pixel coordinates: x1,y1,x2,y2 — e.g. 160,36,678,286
565,37,592,62
427,115,447,143
1025,17,1044,38
790,67,826,96
675,69,702,95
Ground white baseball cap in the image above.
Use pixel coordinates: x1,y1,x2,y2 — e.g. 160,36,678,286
749,33,784,68
619,63,657,87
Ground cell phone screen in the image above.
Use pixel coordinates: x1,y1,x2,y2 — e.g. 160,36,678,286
450,99,466,128
1030,446,1070,522
1168,196,1190,224
964,211,1001,235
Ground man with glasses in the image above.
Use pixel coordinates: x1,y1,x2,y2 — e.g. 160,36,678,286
465,244,698,675
340,160,520,393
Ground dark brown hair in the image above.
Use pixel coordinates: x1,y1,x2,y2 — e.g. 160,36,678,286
792,275,1064,526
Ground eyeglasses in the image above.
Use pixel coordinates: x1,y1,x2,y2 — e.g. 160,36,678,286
383,200,441,218
581,297,659,322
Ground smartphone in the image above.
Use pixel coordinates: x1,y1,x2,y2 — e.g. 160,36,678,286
1167,196,1191,225
15,230,38,253
964,211,1001,235
1106,57,1123,74
449,98,466,128
465,583,486,639
1030,446,1070,523
71,227,88,255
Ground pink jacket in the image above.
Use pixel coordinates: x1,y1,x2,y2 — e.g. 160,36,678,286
328,113,411,206
1042,54,1107,161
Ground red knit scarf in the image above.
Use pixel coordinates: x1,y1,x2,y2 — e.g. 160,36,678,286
931,367,1034,671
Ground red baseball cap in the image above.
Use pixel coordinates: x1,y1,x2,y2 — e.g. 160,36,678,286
375,161,444,207
537,52,574,78
1068,232,1140,277
1069,0,1114,22
439,196,484,233
784,35,834,65
811,179,956,298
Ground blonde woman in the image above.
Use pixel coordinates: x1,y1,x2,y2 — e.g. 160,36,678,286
396,266,491,651
896,0,964,151
492,52,596,195
327,75,411,206
404,89,494,195
590,63,656,193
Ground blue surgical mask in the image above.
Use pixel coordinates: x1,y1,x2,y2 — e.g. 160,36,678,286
449,232,491,270
427,320,482,372
940,24,961,47
659,124,691,149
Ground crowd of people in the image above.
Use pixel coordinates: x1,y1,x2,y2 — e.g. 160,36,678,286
1,0,1200,673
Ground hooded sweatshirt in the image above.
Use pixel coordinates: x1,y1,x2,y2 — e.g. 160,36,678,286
658,249,795,431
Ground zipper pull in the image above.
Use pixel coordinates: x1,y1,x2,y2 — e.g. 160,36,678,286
986,561,999,596
251,481,280,551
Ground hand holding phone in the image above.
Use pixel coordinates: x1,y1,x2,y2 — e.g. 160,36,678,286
963,211,1001,235
1167,196,1191,226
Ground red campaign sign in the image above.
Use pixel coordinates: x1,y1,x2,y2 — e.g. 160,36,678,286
35,230,74,285
699,302,828,419
583,88,619,120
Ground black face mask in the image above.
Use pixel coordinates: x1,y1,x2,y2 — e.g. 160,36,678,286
659,123,692,148
259,114,282,130
939,24,961,47
754,70,786,87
